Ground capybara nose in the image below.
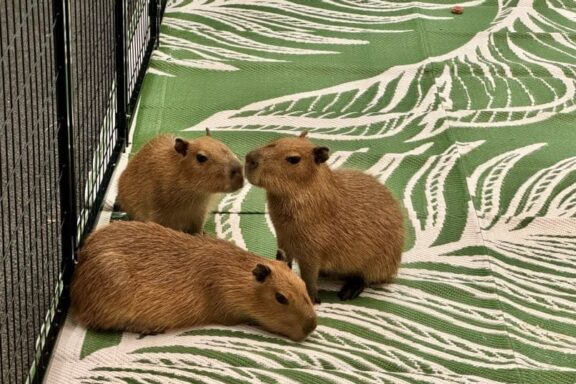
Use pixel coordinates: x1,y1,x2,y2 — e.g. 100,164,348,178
230,163,243,179
245,152,259,171
303,317,317,335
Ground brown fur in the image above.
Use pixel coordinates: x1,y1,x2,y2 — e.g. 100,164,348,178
245,135,404,302
117,133,243,234
70,221,317,341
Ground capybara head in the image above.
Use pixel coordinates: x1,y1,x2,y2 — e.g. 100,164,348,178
174,129,244,192
244,132,329,194
249,256,317,341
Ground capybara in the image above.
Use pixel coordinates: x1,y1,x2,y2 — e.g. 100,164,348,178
117,130,243,234
70,221,317,341
245,132,404,303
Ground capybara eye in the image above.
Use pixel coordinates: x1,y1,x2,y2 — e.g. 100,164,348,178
196,154,208,163
275,292,288,305
286,156,301,164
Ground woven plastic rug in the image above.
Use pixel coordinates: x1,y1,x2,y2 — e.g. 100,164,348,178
45,1,576,383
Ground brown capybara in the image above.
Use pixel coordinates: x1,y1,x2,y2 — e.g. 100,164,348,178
117,130,243,234
70,221,317,341
245,132,404,303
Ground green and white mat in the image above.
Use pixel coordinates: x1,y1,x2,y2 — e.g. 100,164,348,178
45,0,576,382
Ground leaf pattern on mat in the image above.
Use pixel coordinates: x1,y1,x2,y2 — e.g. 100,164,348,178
185,0,576,141
404,141,484,249
154,0,477,72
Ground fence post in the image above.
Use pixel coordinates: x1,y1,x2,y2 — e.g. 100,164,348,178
53,0,77,275
150,0,161,49
116,0,128,144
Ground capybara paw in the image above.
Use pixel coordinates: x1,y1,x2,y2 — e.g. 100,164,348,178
275,249,292,269
137,330,165,339
338,277,366,301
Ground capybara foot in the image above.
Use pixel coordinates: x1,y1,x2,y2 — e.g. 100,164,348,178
338,277,365,300
137,330,165,339
275,249,293,269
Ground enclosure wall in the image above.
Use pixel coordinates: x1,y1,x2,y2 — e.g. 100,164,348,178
0,0,165,382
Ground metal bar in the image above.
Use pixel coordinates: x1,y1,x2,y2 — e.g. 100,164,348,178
0,4,9,380
127,1,155,113
150,0,160,49
53,0,77,274
6,2,20,381
116,0,128,143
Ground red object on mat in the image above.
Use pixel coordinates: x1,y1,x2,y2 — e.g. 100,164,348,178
452,5,463,14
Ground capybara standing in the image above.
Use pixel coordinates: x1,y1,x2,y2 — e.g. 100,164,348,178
245,133,404,303
117,130,243,234
70,221,317,341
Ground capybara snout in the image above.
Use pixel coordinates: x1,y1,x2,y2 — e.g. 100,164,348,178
228,160,244,191
245,151,260,171
303,317,317,335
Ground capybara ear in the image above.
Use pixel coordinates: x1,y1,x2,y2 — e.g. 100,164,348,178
276,249,287,262
252,263,271,282
174,138,189,156
205,128,211,137
313,146,330,164
299,131,308,138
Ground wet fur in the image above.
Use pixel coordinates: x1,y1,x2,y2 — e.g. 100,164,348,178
117,134,243,234
246,135,404,302
70,221,316,341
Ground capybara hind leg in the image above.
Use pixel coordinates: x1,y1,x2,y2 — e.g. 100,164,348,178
338,276,366,300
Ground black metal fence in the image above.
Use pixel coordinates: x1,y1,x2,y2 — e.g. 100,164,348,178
0,0,165,382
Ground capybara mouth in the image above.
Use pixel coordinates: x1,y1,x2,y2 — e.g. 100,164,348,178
224,162,244,191
288,331,310,342
228,176,245,191
303,318,317,335
245,168,260,186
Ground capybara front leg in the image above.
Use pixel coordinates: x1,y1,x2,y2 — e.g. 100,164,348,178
299,262,320,304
